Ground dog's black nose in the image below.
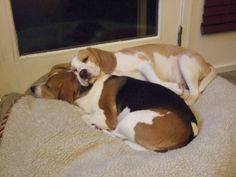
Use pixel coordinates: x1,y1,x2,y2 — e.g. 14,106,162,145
30,86,36,93
79,69,89,79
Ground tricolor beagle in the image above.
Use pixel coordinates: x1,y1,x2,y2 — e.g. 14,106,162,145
75,74,199,152
71,44,216,105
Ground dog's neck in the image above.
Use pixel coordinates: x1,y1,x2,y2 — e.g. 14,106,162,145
77,74,111,99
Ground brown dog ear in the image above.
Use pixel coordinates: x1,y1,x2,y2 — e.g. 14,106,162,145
87,48,117,74
58,73,80,104
48,63,72,77
77,49,90,61
59,85,74,103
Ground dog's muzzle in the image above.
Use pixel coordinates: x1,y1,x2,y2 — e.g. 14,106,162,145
79,69,90,79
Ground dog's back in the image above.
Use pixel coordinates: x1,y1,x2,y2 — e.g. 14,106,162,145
112,76,197,124
77,75,198,151
104,76,198,151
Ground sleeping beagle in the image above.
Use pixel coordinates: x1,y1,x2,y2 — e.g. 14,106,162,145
31,65,199,152
75,74,198,152
30,63,80,104
71,44,216,105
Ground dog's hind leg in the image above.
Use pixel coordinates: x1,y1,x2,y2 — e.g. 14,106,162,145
199,66,216,92
178,55,200,105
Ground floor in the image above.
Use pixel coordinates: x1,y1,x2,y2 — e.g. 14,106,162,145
219,70,236,86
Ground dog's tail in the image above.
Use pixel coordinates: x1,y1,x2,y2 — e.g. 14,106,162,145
199,66,216,93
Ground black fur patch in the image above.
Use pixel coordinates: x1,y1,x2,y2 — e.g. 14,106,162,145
105,75,197,124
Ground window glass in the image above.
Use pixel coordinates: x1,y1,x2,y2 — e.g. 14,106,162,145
11,0,158,55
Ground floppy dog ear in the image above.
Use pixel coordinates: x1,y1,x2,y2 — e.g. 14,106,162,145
59,84,74,103
77,49,90,62
48,63,72,77
58,73,80,104
87,48,117,74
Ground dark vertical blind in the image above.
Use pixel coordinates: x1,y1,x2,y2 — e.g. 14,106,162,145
201,0,236,34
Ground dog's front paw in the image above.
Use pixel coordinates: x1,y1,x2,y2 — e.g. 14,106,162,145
82,116,100,129
81,113,109,130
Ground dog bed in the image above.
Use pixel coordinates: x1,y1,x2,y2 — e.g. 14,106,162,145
0,76,236,177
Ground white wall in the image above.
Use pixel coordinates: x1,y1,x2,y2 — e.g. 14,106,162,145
187,0,236,73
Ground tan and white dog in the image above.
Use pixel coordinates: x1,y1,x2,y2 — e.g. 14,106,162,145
71,44,216,105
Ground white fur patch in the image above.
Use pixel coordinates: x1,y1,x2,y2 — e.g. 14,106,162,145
117,107,131,122
191,122,199,137
113,52,145,80
112,110,164,142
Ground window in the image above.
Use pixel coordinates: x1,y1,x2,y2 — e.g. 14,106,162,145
1,0,183,97
11,0,158,55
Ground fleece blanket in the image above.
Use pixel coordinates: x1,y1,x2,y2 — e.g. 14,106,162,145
0,77,236,177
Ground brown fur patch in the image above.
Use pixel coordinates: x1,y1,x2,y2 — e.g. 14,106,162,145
48,63,72,77
77,49,91,62
134,108,193,151
98,77,127,129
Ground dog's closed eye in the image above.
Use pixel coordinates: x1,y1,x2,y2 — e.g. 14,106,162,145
45,83,52,89
82,57,88,63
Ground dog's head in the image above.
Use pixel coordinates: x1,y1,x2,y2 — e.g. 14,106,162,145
71,47,117,86
31,63,81,104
